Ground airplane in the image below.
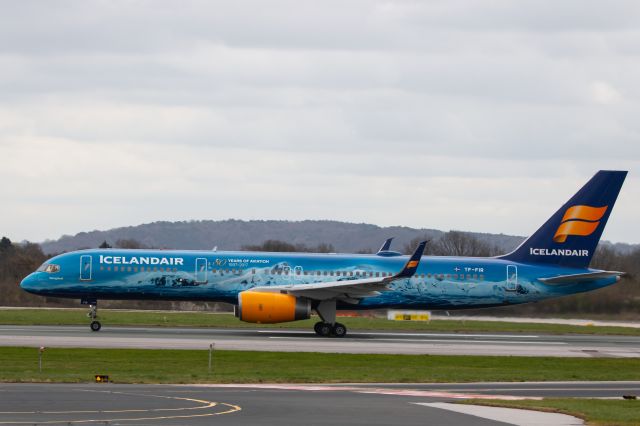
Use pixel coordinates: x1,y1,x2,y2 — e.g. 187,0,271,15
20,170,627,337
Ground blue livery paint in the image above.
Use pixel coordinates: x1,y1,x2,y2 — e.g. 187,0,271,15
20,170,627,316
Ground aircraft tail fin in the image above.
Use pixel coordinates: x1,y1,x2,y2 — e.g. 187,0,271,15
499,170,627,269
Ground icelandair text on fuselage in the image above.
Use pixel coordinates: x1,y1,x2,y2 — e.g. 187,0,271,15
99,255,184,266
530,248,589,256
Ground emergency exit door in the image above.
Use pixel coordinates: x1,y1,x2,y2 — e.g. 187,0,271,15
506,265,517,291
80,255,92,281
195,258,208,283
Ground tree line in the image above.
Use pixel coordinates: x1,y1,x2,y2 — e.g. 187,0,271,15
0,234,638,318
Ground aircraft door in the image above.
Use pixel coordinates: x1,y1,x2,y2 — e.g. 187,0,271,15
80,255,92,281
195,258,208,283
506,265,517,291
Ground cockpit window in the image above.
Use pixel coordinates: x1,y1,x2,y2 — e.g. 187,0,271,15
38,264,60,273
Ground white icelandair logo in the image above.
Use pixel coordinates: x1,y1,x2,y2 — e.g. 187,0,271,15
99,255,184,266
529,248,589,257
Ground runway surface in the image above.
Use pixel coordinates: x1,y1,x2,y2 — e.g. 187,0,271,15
0,325,639,357
2,381,638,425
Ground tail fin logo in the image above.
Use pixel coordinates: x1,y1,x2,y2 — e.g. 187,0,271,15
553,205,608,243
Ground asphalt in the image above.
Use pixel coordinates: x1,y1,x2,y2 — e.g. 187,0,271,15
2,381,638,425
0,325,639,357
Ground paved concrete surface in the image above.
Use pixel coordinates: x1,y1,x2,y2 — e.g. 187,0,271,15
0,325,639,357
3,381,635,426
0,383,507,426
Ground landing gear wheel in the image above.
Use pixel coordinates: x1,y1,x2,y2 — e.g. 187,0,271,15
315,322,332,337
90,321,101,332
332,322,347,338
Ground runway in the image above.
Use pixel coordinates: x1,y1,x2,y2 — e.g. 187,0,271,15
1,382,638,425
0,325,639,357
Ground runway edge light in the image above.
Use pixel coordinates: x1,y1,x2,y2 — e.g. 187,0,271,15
95,374,109,383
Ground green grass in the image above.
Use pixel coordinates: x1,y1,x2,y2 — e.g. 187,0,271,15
462,398,640,426
1,347,639,384
0,308,639,336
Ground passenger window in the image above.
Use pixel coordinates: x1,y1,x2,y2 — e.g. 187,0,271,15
480,274,485,281
100,266,104,271
375,272,380,277
114,266,119,272
473,274,478,279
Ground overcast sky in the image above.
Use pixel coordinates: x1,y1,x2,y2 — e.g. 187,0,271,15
1,0,638,244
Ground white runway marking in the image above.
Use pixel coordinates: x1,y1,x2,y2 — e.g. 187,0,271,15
257,330,541,338
414,402,584,426
266,337,566,345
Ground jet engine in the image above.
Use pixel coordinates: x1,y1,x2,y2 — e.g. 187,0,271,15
235,291,311,324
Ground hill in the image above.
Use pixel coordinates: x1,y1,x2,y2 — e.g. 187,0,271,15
39,219,528,255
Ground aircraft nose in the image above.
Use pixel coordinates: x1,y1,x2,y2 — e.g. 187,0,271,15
20,273,38,293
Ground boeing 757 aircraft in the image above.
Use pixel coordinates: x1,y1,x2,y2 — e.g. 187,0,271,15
20,170,627,337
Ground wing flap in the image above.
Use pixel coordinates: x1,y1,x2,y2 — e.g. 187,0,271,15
248,241,428,302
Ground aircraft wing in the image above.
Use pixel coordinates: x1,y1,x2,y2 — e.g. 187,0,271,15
248,241,427,302
539,270,624,285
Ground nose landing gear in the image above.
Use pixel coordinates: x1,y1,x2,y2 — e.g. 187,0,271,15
83,299,101,332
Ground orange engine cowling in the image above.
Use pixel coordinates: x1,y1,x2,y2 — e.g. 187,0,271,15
235,291,311,324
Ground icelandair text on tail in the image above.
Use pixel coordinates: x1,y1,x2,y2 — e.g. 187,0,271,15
530,248,588,257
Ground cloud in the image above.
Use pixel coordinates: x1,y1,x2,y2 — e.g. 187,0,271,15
1,1,638,243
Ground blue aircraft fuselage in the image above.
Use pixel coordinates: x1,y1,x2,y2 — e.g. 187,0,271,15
20,248,618,310
18,170,628,336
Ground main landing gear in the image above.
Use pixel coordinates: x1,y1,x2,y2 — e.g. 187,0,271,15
85,300,101,332
314,321,347,337
313,299,347,338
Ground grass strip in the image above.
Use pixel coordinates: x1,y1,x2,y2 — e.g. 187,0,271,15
0,308,639,335
461,398,640,426
1,347,639,384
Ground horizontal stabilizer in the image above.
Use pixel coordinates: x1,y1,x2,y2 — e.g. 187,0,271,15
539,271,624,285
